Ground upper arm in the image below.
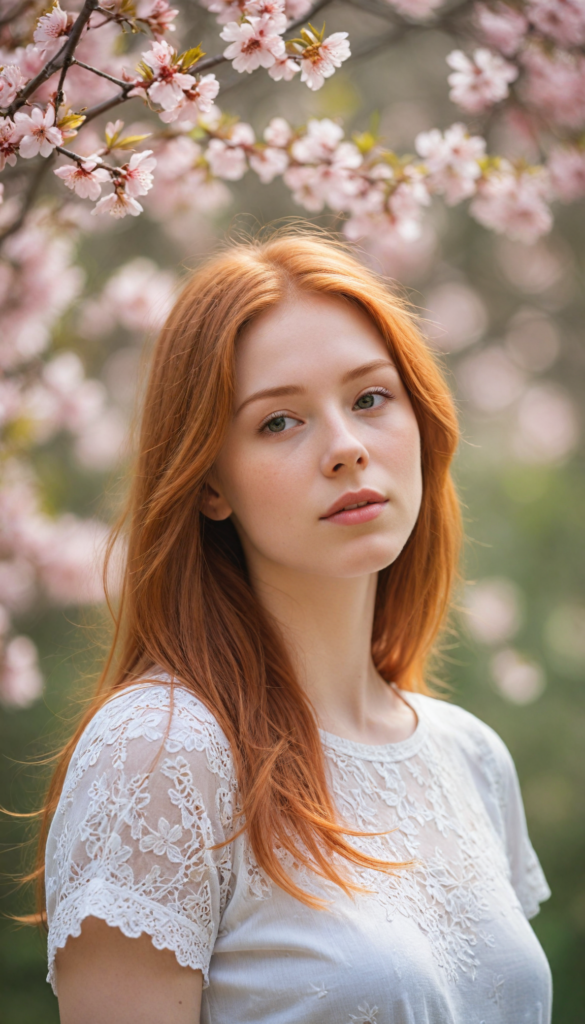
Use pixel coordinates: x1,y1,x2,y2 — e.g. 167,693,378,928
46,684,236,999
56,917,203,1024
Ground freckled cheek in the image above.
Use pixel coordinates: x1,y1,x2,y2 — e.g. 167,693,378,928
220,447,308,531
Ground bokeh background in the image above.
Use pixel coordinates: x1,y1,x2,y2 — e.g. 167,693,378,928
1,2,584,1020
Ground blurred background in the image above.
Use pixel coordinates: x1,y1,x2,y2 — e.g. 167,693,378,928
1,1,584,1020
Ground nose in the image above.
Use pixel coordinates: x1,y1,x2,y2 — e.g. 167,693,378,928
319,413,369,477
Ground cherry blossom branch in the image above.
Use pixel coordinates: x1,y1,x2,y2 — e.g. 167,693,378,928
70,57,129,89
54,0,101,114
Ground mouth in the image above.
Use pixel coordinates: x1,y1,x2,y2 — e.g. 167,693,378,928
320,489,388,525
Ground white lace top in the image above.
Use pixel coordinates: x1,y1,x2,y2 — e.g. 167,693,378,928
46,679,552,1024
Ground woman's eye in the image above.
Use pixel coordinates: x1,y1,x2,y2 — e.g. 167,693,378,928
263,415,299,434
354,391,386,410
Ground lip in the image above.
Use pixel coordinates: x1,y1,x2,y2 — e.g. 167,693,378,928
320,488,388,525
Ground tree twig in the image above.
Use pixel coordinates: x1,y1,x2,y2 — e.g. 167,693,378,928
54,0,101,115
71,57,129,89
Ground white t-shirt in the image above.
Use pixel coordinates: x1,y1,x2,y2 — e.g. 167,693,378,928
46,679,552,1024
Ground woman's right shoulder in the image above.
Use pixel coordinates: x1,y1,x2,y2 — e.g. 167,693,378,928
67,674,236,791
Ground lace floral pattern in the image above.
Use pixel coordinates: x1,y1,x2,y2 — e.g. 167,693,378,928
46,680,551,1021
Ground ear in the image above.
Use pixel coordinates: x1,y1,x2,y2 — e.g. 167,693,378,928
200,481,233,521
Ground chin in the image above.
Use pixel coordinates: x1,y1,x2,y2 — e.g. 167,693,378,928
309,535,410,579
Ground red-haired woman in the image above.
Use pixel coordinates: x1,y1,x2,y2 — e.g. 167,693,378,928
42,232,551,1023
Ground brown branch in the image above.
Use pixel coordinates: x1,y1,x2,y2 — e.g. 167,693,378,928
0,0,34,29
0,152,54,244
54,0,101,115
71,57,129,89
5,0,99,116
54,143,119,173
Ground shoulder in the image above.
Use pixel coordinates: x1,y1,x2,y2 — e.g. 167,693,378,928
68,676,235,789
409,690,516,798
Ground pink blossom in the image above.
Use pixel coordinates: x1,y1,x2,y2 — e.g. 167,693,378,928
92,189,144,218
0,183,3,205
158,73,220,124
521,47,585,129
464,578,522,645
54,156,110,200
300,31,350,91
290,117,345,163
470,162,552,243
0,558,36,614
548,145,585,202
491,649,545,705
206,137,248,180
139,40,196,111
458,345,526,412
284,0,312,16
135,0,179,39
475,2,528,56
221,15,286,73
0,63,26,107
264,116,292,147
244,0,286,17
513,384,579,463
0,635,43,708
0,117,19,171
385,0,443,17
447,48,518,113
33,1,71,54
268,56,300,81
424,281,487,352
14,104,63,159
526,0,585,47
415,123,486,205
36,515,111,605
11,44,46,81
74,408,128,471
120,150,157,197
80,257,176,336
199,0,243,25
249,145,289,182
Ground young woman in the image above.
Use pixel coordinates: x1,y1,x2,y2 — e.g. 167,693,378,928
42,231,551,1024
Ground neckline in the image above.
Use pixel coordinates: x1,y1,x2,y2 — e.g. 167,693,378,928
318,687,426,763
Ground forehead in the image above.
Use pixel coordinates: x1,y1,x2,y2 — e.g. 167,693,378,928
235,292,390,394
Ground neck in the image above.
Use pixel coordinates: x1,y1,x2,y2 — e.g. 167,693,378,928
247,559,417,744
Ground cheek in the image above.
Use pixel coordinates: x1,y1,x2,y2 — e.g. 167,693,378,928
217,441,307,538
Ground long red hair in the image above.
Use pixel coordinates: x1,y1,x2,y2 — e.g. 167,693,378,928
35,228,461,912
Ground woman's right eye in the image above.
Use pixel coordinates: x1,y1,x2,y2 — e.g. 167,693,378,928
263,415,299,434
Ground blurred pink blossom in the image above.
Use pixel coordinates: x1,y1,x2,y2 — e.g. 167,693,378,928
447,48,518,113
458,345,526,412
0,63,26,106
513,384,579,463
135,0,179,39
548,145,585,202
80,257,177,336
424,281,487,352
464,578,522,645
74,407,128,471
475,2,528,56
0,635,43,708
199,0,244,25
415,123,485,205
0,558,36,614
54,157,110,200
249,145,289,182
522,47,585,129
0,117,19,171
221,15,286,73
490,648,545,704
206,123,255,180
505,308,560,372
264,116,292,147
526,0,585,47
283,0,312,14
300,31,350,91
385,0,443,16
470,163,552,244
36,515,110,605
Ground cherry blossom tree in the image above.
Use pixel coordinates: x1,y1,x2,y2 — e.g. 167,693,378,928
1,0,584,704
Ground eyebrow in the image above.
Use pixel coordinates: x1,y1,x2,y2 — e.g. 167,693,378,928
235,359,396,415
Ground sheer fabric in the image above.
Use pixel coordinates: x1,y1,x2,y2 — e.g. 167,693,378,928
46,678,552,1023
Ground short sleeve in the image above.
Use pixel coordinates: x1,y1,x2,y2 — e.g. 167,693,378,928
482,726,551,920
45,682,237,993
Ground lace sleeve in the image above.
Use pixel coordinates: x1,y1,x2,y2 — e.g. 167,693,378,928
45,683,237,994
490,730,551,920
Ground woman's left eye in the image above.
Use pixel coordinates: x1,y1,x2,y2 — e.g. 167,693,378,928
354,390,388,411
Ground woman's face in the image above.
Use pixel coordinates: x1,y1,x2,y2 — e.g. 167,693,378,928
204,291,423,580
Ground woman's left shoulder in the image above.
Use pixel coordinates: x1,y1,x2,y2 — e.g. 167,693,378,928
410,690,517,783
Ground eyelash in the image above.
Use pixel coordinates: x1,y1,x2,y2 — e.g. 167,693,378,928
259,387,394,434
